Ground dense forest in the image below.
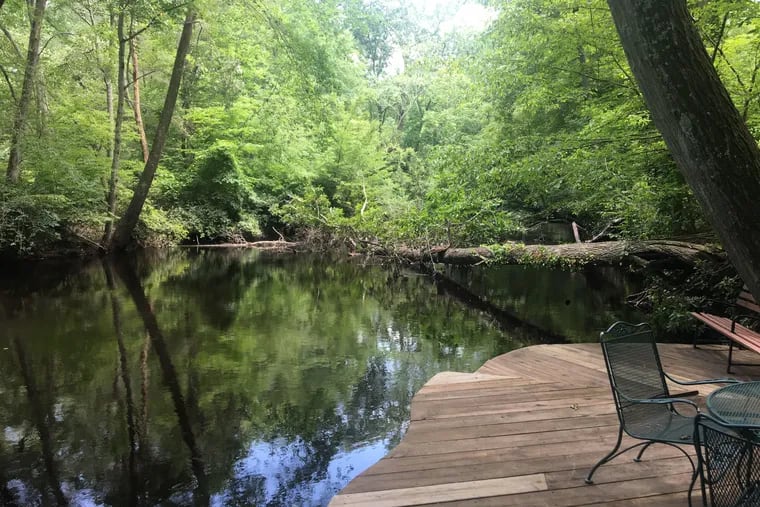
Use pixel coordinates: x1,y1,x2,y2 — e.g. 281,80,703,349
1,0,759,258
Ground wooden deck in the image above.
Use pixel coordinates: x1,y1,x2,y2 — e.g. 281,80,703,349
330,343,760,506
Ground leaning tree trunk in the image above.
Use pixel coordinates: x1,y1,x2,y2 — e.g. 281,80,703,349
5,0,47,183
110,9,196,251
607,0,760,302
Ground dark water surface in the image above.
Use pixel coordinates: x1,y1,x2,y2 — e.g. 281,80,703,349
0,250,640,506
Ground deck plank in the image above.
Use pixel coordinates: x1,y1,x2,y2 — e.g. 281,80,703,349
329,343,760,506
331,474,548,506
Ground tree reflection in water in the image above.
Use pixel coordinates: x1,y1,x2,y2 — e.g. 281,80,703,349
0,250,639,505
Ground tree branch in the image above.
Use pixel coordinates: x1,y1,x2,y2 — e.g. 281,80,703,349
124,1,192,42
39,32,73,56
0,64,16,102
125,69,159,88
741,44,760,121
0,25,22,58
700,28,749,92
710,12,729,63
543,63,639,91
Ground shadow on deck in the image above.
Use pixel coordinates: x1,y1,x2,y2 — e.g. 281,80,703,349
330,343,760,506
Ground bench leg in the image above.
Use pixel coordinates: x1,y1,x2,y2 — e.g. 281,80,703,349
724,341,760,373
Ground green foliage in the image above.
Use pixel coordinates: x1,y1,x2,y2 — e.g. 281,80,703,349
183,143,254,220
273,186,345,230
0,187,65,254
393,146,521,246
4,0,760,256
134,203,188,246
474,0,703,235
0,184,101,256
641,261,742,340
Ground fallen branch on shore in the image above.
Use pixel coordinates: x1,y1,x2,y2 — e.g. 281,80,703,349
180,240,302,252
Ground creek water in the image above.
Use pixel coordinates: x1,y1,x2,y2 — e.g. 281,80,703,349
0,249,641,506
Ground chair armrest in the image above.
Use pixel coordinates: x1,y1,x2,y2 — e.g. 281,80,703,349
613,388,699,410
663,371,739,386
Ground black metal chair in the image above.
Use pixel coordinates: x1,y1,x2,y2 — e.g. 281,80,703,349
586,321,737,485
692,413,760,507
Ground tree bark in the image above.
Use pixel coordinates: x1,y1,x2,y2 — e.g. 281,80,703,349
103,12,127,246
130,37,150,163
110,10,196,251
104,74,114,159
607,0,760,302
5,0,47,183
33,70,48,136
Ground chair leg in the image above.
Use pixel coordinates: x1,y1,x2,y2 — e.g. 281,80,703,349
585,426,624,484
687,467,702,507
633,441,653,462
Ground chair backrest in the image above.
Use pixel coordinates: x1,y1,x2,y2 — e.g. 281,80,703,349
600,322,669,428
694,413,760,507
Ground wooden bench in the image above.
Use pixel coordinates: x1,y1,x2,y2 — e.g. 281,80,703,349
691,286,760,373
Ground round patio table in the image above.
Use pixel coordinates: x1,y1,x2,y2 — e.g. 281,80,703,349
707,381,760,427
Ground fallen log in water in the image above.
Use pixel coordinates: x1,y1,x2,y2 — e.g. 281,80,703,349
179,238,722,270
396,240,724,269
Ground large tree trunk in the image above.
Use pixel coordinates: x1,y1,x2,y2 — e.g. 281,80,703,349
110,10,196,251
103,12,127,246
606,0,760,303
5,0,47,183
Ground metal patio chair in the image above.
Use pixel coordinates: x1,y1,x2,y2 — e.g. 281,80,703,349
692,413,760,507
585,321,737,486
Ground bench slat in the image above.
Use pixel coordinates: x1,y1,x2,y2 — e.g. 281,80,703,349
691,286,760,371
737,297,760,314
690,311,760,354
737,287,760,313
